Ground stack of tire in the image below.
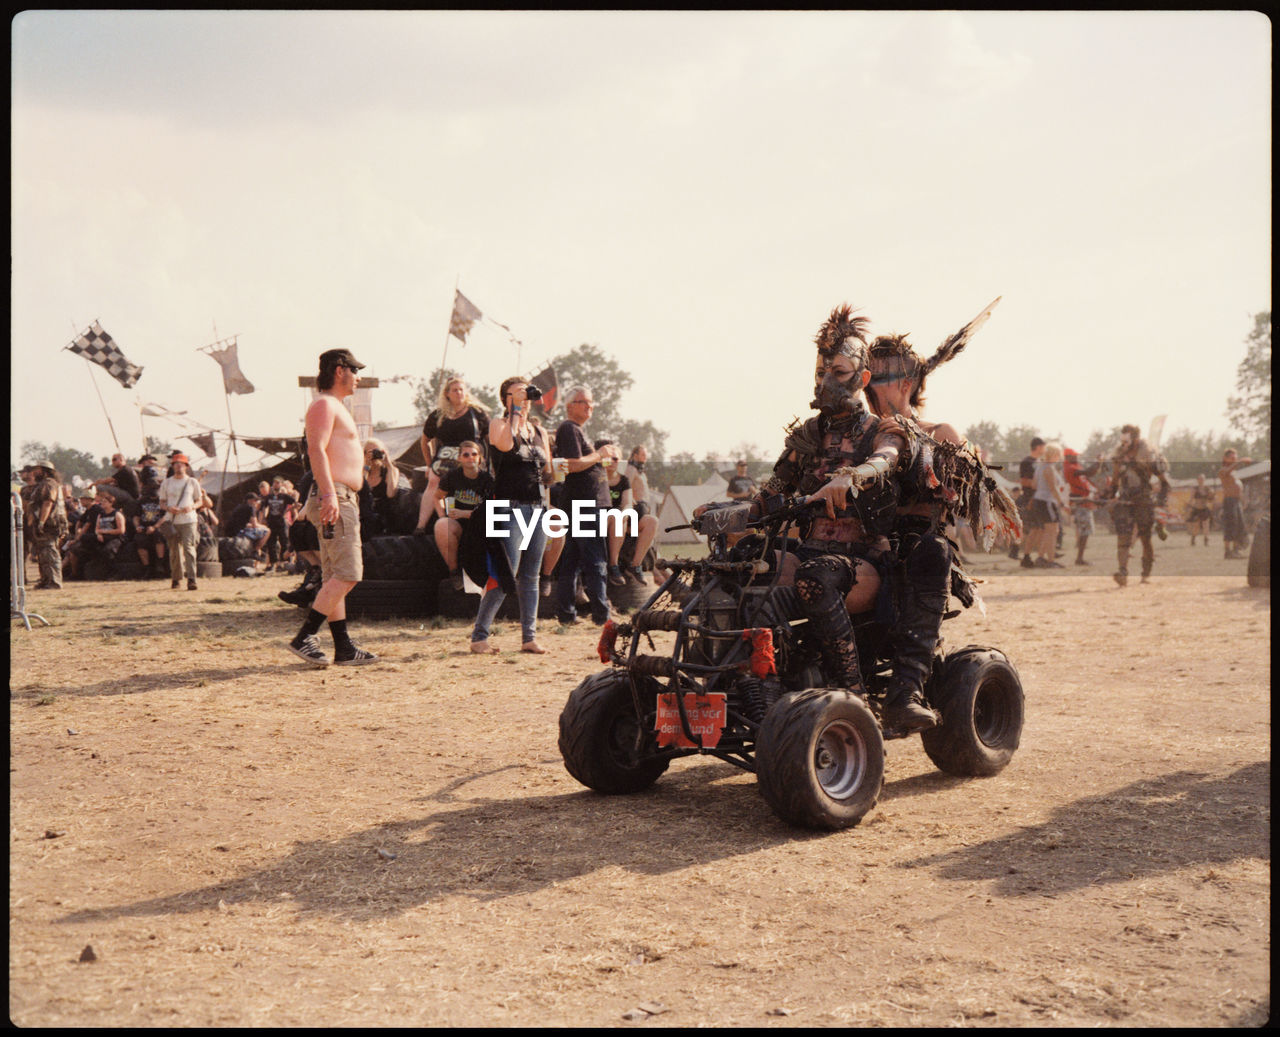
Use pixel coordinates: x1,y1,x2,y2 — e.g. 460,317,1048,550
608,540,658,611
197,536,222,580
343,535,450,619
218,535,258,577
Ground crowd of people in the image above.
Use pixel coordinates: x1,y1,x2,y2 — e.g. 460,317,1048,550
998,432,1257,585
15,343,1262,675
405,373,661,655
274,352,665,666
16,451,228,591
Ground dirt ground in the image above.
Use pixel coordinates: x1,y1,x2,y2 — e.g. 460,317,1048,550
9,529,1270,1027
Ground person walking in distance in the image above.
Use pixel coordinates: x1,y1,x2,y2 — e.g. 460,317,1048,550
1218,448,1254,559
1014,437,1045,567
1103,423,1171,586
286,348,378,667
1186,473,1214,547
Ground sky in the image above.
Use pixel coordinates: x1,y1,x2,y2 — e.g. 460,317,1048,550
10,10,1271,471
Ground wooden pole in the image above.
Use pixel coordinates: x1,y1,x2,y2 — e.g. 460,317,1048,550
439,273,460,382
81,358,122,454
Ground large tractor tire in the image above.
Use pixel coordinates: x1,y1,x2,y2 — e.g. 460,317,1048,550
756,688,885,830
558,670,669,794
342,579,437,619
921,646,1024,777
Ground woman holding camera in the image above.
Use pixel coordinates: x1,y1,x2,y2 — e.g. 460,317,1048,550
470,376,554,654
362,437,402,536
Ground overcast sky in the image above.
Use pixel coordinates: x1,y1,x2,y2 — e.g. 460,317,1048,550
10,10,1271,469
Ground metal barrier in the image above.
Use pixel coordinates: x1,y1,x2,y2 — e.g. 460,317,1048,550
10,491,49,629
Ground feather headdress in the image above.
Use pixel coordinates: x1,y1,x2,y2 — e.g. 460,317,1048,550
814,304,870,364
921,296,1001,377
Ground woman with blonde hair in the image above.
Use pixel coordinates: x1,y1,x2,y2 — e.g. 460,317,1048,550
1029,442,1070,568
362,436,402,536
412,376,490,534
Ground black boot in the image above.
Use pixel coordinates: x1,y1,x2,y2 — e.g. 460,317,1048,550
883,539,947,735
885,599,947,737
278,565,322,608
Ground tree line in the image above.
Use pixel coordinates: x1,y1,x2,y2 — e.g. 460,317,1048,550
16,312,1269,491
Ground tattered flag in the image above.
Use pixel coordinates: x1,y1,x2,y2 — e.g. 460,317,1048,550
186,432,218,458
448,291,483,343
203,339,255,395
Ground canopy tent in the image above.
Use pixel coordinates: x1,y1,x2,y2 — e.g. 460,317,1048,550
197,424,430,510
654,474,730,544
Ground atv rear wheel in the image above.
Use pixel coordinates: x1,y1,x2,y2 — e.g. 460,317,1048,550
558,670,669,794
921,646,1024,777
756,689,885,830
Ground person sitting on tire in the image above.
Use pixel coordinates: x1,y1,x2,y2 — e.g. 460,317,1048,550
133,484,169,578
596,438,657,586
702,304,929,732
430,440,494,588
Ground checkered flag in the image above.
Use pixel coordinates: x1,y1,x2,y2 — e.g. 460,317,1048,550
66,321,143,388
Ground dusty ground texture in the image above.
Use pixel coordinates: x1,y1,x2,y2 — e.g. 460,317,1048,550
9,530,1270,1027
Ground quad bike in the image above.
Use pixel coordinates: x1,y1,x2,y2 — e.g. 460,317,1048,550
557,496,1025,830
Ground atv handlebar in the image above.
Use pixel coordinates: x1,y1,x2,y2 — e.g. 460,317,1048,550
746,495,824,530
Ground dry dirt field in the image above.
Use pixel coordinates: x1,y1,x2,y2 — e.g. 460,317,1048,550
9,530,1270,1027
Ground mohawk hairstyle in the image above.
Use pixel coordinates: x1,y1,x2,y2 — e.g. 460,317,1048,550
814,304,870,363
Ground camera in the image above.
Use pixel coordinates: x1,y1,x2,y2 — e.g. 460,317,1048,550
370,449,385,460
524,384,543,402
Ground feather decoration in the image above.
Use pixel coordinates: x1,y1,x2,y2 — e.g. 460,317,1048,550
922,296,1002,376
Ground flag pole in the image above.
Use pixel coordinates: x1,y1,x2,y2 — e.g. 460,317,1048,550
68,319,123,453
136,394,148,455
80,358,122,454
439,273,459,380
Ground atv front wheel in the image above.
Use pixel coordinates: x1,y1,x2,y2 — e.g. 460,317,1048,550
756,689,885,830
558,670,670,794
921,646,1024,777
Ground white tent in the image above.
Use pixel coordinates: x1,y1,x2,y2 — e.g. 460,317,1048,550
654,474,730,544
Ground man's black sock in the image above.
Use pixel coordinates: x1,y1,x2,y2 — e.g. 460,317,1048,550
294,608,327,642
329,618,354,654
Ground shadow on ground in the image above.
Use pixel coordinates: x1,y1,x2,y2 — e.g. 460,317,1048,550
57,764,807,925
898,761,1270,897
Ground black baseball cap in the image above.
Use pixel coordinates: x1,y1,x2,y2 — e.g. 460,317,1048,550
319,348,366,371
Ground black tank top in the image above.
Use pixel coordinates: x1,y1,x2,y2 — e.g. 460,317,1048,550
492,425,547,504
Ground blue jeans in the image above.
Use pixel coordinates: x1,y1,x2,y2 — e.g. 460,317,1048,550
472,502,547,644
555,502,610,623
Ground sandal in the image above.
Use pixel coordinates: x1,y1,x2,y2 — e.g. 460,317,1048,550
469,640,499,654
521,641,548,654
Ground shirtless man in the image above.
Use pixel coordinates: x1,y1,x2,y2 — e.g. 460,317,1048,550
286,348,378,667
1218,448,1254,559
